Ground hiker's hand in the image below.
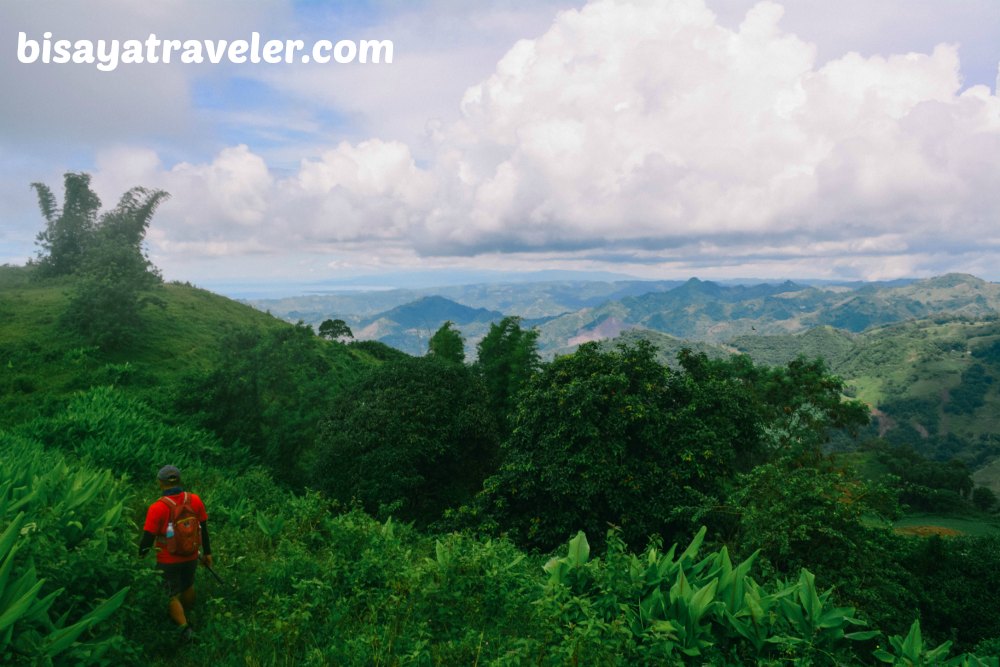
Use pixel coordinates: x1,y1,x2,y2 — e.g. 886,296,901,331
201,554,214,568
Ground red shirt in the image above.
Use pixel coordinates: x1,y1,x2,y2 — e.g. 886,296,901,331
143,490,208,564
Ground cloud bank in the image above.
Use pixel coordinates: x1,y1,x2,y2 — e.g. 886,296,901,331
33,0,1000,280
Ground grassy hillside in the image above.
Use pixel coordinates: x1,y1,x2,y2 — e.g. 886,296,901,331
730,316,1000,491
0,266,377,425
593,327,733,366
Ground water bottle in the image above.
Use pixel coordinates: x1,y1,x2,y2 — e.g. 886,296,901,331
166,521,174,539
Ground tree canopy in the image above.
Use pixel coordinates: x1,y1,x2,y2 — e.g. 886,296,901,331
475,316,540,433
318,318,353,341
308,356,499,524
31,173,169,349
427,320,465,363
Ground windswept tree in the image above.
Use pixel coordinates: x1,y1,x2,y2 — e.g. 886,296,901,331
31,172,102,277
427,320,465,363
31,172,169,349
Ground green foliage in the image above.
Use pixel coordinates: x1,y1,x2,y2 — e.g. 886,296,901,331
171,493,540,667
318,318,353,341
0,278,292,429
427,320,465,363
60,246,163,351
904,535,1000,652
17,385,227,481
475,316,540,433
972,486,997,512
307,356,499,524
30,172,101,278
525,526,885,665
718,461,915,635
0,432,137,664
0,515,129,664
872,620,974,666
945,364,993,415
871,442,974,511
31,174,169,350
479,341,762,551
703,352,870,459
347,338,409,361
178,323,363,485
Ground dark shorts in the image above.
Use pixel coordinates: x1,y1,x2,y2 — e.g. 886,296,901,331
156,560,198,597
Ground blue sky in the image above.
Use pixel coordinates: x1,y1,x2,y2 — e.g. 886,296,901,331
2,0,999,291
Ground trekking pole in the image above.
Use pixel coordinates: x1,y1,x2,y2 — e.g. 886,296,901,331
206,565,225,585
203,561,227,586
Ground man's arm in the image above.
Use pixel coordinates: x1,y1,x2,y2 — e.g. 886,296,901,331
200,520,213,567
138,530,155,557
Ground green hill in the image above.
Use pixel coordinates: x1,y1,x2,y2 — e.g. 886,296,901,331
730,316,1000,475
594,328,733,367
0,266,377,425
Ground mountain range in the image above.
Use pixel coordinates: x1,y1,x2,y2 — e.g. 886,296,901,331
250,273,1000,358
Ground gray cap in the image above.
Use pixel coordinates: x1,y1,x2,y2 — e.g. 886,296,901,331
157,465,181,482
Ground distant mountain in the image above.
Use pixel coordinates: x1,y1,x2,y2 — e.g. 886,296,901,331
247,279,686,323
362,296,502,330
248,273,1000,361
355,296,505,357
537,274,1000,350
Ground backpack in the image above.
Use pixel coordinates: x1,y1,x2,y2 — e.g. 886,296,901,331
159,492,202,557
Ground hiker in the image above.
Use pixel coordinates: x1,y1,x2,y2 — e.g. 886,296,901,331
138,465,213,641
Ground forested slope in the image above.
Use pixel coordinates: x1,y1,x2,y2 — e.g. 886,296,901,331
2,170,999,665
3,265,1000,664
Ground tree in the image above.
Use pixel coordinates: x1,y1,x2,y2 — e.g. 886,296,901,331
60,240,162,350
427,320,465,363
307,356,499,524
318,318,353,341
30,174,170,350
478,341,762,550
721,462,915,636
972,486,997,512
31,172,102,277
475,316,540,433
177,323,348,485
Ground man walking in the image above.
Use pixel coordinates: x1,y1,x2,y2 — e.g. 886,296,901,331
139,465,213,641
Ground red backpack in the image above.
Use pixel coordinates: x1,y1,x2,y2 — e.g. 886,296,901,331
159,492,202,557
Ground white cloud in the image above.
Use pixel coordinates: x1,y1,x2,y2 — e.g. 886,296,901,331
17,0,999,282
406,0,999,260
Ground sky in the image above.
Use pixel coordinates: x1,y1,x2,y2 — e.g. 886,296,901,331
2,0,999,292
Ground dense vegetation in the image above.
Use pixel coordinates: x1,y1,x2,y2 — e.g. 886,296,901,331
1,174,999,664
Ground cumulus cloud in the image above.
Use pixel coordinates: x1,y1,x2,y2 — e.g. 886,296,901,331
422,0,999,258
91,139,431,266
76,0,1000,281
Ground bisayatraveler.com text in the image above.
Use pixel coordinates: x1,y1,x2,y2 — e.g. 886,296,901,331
16,32,394,72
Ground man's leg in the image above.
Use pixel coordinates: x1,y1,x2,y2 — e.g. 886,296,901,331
179,585,196,611
159,561,197,632
168,595,188,626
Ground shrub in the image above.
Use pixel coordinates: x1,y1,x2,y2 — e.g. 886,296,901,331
17,385,230,482
0,431,137,664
